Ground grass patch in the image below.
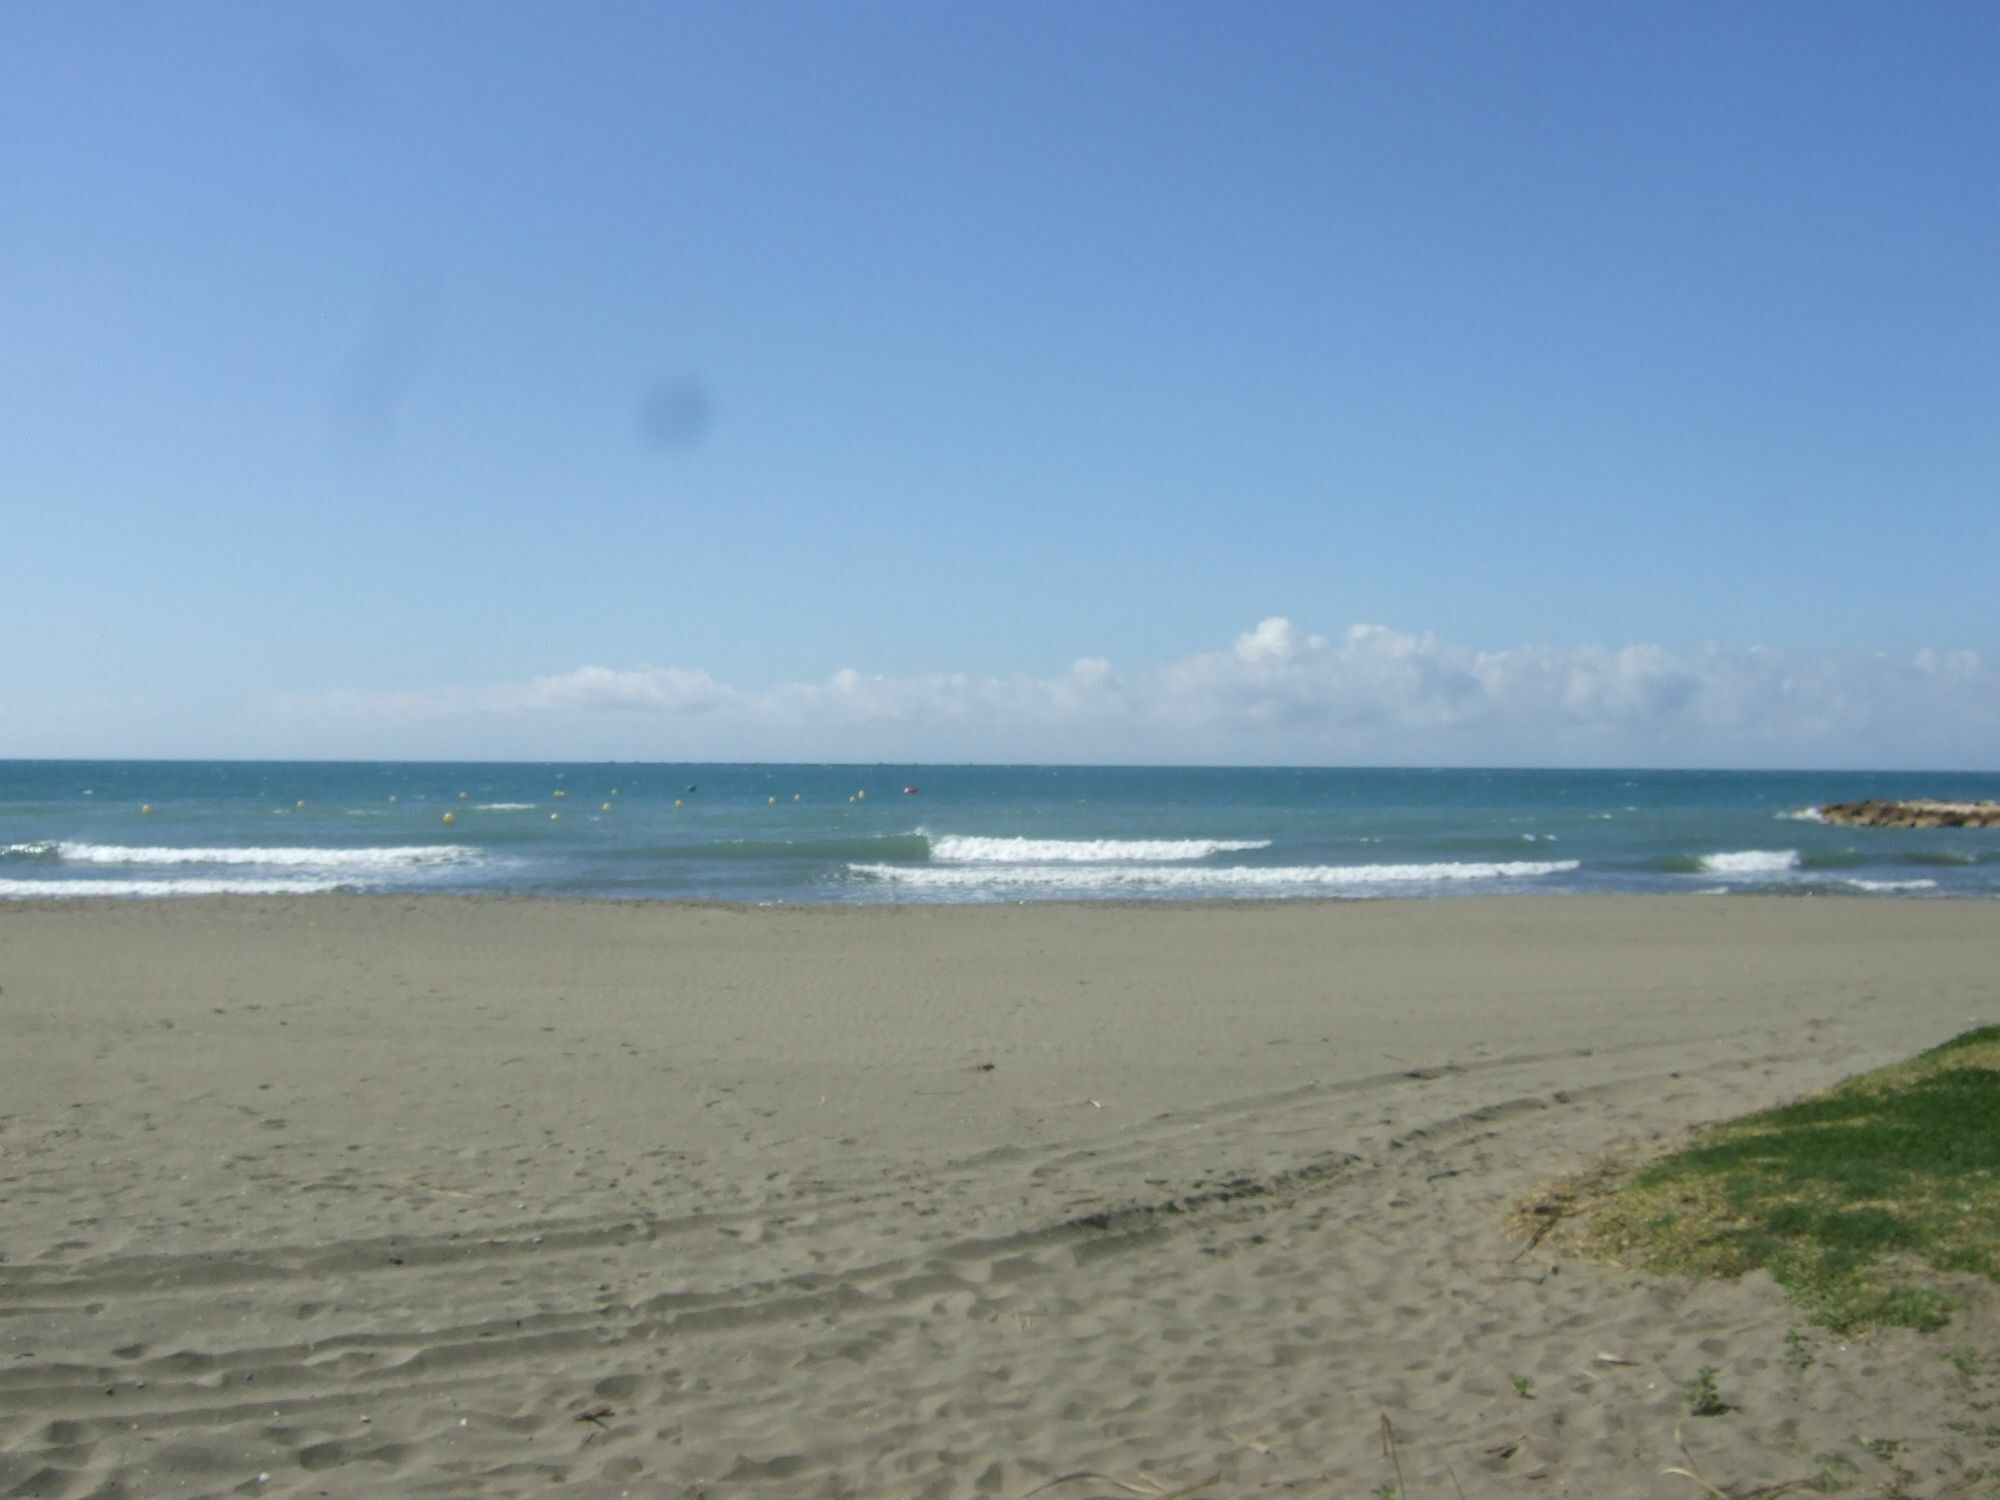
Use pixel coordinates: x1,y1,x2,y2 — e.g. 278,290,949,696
1550,1025,2000,1332
1684,1364,1732,1416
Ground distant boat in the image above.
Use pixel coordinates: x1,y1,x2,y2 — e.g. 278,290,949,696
902,786,920,795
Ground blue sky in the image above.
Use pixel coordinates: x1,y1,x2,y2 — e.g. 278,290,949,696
4,1,1995,765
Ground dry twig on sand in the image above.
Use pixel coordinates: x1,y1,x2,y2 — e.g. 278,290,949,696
1661,1425,1813,1500
1380,1413,1408,1498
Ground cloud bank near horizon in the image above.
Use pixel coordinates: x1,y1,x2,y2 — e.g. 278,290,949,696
264,619,1997,768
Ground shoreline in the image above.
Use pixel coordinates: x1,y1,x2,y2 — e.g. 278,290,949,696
4,896,1996,1495
3,877,1997,909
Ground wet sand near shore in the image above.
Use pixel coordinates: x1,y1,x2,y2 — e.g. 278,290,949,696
3,895,1997,1498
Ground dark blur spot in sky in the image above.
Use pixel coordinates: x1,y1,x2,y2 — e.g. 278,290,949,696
331,281,439,466
272,46,371,126
638,376,713,452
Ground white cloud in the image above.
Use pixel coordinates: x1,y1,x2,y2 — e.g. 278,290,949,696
276,666,732,722
267,618,1998,767
480,665,731,716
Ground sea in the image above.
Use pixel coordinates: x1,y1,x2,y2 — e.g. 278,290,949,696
2,761,1998,904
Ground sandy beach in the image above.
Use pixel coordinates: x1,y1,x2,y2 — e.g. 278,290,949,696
2,895,1996,1498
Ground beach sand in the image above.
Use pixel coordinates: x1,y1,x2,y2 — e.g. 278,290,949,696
3,895,1996,1498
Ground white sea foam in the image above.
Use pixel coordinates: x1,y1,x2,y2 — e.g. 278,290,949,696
0,877,346,899
1844,878,1938,893
475,803,538,811
1696,849,1800,876
50,843,474,870
853,858,1578,892
928,835,1272,864
1778,806,1828,823
2,842,56,858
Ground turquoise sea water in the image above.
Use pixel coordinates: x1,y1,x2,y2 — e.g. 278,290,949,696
3,761,1998,902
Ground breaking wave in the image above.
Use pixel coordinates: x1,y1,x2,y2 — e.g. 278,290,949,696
1695,849,1800,876
0,877,347,898
43,843,474,871
850,858,1579,896
927,835,1271,864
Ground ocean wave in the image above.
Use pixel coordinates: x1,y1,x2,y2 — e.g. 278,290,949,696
850,858,1579,893
47,844,474,870
1777,806,1827,823
1695,849,1800,876
927,835,1272,864
0,877,346,899
603,834,935,864
475,803,538,811
2,842,57,861
1842,878,1939,893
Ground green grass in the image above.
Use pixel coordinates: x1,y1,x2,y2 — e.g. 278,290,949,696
1570,1025,2000,1332
1685,1365,1731,1416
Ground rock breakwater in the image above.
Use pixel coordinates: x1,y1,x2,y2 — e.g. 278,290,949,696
1819,799,2000,829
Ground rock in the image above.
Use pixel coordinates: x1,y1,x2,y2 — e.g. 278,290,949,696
1818,799,2000,829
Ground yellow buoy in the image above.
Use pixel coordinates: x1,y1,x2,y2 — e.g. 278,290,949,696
602,802,612,811
296,800,307,810
856,789,867,800
554,789,566,798
768,796,777,805
793,793,801,801
674,799,684,809
442,811,456,826
141,803,154,815
550,812,560,820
